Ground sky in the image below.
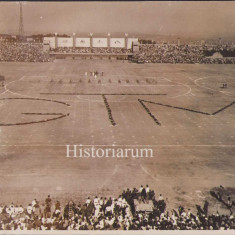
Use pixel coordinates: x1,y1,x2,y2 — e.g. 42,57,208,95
0,1,235,39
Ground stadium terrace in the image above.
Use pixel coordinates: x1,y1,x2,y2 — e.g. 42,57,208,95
1,34,235,63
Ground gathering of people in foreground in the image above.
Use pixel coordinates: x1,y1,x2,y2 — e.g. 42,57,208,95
0,185,234,230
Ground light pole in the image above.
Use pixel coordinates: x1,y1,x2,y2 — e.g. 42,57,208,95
107,33,111,48
55,32,58,49
73,33,76,49
125,33,128,49
89,33,93,48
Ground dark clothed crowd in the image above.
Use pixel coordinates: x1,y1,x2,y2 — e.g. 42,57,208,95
0,185,234,230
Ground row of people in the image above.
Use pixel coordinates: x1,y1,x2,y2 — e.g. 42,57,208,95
85,71,104,78
51,47,132,54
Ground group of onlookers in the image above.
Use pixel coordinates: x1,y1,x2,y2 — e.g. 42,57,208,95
1,42,235,64
0,42,51,62
0,185,234,230
51,47,132,54
133,44,235,64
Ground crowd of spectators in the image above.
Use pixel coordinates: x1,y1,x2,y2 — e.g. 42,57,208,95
0,185,234,230
133,44,235,64
1,41,235,63
51,47,132,54
204,44,235,57
0,42,51,62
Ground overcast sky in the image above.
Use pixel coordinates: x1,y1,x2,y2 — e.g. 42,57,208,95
0,1,235,39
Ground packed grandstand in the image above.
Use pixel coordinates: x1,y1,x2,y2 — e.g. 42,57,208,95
133,44,235,64
0,42,51,62
0,185,234,230
0,41,235,63
51,47,133,54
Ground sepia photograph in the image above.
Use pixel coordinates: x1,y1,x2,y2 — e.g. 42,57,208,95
0,1,234,233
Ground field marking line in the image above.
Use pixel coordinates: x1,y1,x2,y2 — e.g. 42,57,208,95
127,137,162,184
163,76,193,98
54,74,84,77
3,75,72,106
0,87,7,96
134,158,173,189
102,84,181,87
0,75,26,96
42,92,167,96
76,94,127,102
22,75,47,79
194,77,234,97
183,195,194,200
184,77,196,96
4,75,34,98
225,173,235,177
221,90,234,96
76,95,103,102
106,95,127,101
110,74,166,79
168,73,200,98
4,173,46,177
0,144,234,147
183,77,197,98
1,73,167,105
98,164,119,189
0,76,71,126
140,164,159,182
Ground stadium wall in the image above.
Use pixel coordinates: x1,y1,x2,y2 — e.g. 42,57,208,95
43,37,56,49
43,36,138,49
76,38,90,47
57,37,73,47
92,38,108,47
110,38,125,48
127,38,139,49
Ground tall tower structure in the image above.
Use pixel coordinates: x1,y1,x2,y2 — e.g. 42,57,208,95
19,2,25,37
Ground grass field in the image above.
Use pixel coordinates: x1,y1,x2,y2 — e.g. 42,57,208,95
0,59,234,213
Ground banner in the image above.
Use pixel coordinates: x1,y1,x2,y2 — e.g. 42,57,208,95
110,38,125,48
57,37,73,47
92,38,108,47
43,37,55,49
127,38,138,49
75,38,90,47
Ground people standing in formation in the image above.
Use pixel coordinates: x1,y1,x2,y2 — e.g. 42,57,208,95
221,83,227,88
85,71,104,80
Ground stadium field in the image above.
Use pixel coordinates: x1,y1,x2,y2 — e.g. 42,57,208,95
0,60,234,213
